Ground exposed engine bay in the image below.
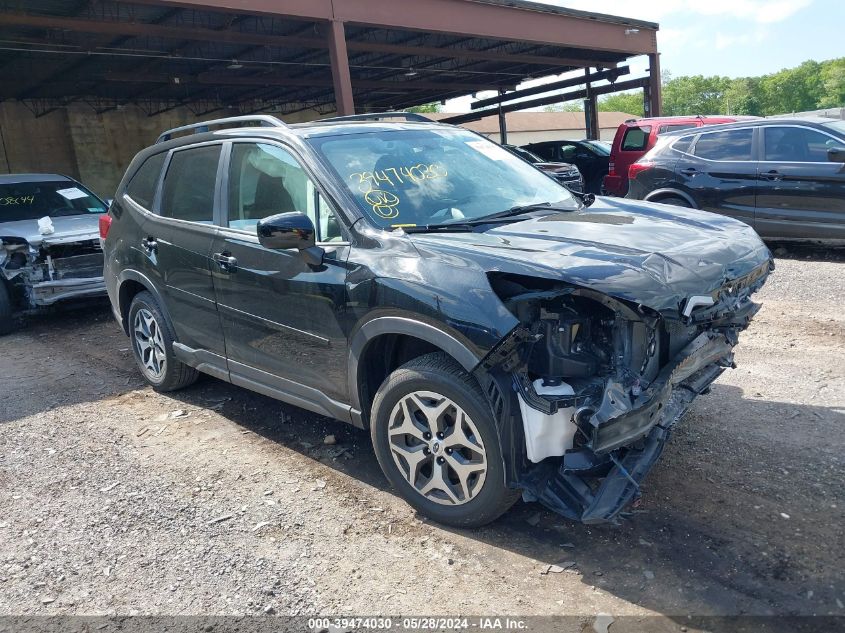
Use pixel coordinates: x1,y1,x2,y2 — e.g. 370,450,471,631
0,234,105,311
478,263,771,524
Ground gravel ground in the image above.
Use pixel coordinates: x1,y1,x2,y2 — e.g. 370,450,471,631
0,245,843,629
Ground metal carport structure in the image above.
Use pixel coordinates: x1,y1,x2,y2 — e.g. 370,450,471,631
0,0,661,120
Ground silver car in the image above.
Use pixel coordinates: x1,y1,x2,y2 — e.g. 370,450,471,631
0,174,108,334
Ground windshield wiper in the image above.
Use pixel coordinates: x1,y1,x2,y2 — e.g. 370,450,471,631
397,202,557,234
471,201,553,223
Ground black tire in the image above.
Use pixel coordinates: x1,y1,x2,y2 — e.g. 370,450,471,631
128,291,198,392
370,352,520,528
0,281,13,336
655,196,693,208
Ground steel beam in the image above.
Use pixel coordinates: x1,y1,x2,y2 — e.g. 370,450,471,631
471,66,629,109
0,13,624,69
133,0,659,54
327,20,354,115
442,76,650,124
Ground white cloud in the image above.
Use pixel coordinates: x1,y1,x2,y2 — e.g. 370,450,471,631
714,27,770,51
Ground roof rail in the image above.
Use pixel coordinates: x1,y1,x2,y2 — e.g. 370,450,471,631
318,111,434,124
156,115,286,143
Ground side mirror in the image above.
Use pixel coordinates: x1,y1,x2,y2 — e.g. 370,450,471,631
257,212,316,250
828,147,845,163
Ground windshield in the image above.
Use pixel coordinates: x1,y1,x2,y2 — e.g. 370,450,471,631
506,145,543,164
822,120,845,136
0,180,106,222
308,128,576,229
583,140,611,155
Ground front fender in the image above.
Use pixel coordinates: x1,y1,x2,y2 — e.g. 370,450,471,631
347,314,484,412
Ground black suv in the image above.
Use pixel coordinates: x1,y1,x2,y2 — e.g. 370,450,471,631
102,114,772,527
521,139,610,194
626,118,845,242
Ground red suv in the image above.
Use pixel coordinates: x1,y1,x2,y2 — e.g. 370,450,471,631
603,116,751,196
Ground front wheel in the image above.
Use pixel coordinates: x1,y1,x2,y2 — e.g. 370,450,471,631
370,353,520,527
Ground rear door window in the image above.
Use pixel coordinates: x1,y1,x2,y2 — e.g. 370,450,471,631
693,129,753,161
125,152,166,210
658,123,696,134
763,126,840,162
621,126,653,151
160,145,221,223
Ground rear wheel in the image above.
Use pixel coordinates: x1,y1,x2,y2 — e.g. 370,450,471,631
655,196,693,208
370,352,520,527
0,282,13,336
128,291,198,391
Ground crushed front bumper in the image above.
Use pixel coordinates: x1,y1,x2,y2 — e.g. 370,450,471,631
520,331,736,523
30,276,106,306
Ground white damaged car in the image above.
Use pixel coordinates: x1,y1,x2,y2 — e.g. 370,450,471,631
0,174,109,334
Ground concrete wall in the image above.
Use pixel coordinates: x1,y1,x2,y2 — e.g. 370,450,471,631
478,127,619,145
0,102,326,199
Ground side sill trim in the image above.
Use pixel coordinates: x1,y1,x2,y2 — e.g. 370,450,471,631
173,342,361,428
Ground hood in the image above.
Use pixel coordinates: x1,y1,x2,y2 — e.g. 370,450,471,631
408,196,772,314
0,214,101,247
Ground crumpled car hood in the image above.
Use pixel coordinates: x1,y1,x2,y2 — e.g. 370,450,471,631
409,197,772,313
0,214,101,246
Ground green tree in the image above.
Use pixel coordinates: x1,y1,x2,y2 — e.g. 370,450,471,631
662,75,731,115
406,102,440,113
597,91,643,117
759,60,824,114
543,102,584,112
723,77,762,115
818,58,845,108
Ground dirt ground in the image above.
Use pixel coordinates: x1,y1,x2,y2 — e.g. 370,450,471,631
0,244,843,630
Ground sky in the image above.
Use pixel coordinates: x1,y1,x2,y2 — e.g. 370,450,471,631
444,0,844,112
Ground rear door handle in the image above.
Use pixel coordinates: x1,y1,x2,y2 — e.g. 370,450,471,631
213,252,237,271
141,237,157,252
679,167,699,176
762,169,783,181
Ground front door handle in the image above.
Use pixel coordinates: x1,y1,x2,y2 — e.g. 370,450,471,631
213,252,238,271
762,169,783,181
141,236,157,252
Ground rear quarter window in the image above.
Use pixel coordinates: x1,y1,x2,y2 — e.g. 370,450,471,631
125,152,166,210
672,136,695,154
620,126,652,151
693,129,753,161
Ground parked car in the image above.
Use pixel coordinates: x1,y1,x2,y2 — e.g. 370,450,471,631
626,117,845,242
0,174,109,334
502,144,583,192
521,139,609,193
102,114,771,527
603,115,753,197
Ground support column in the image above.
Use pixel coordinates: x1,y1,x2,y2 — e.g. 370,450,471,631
327,20,354,116
497,88,507,144
646,52,662,117
583,68,598,140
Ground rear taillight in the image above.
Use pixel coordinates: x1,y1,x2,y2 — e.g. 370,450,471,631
628,161,654,180
99,213,112,240
608,159,616,176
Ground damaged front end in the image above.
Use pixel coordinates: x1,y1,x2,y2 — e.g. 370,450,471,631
477,262,770,524
0,233,106,312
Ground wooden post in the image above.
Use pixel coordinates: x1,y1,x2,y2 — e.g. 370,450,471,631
647,52,662,116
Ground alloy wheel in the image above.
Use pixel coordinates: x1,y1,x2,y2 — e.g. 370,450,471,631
133,308,166,380
387,390,487,506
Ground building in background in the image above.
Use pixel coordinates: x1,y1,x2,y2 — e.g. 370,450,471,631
430,111,634,143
